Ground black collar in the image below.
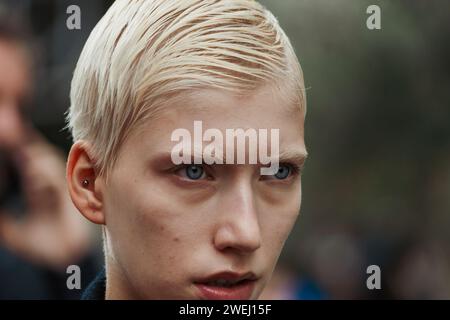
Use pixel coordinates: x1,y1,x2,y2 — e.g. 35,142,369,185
81,268,106,300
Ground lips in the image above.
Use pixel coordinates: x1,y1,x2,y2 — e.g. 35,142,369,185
194,271,257,300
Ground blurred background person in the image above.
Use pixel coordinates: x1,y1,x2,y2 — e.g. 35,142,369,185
0,5,99,299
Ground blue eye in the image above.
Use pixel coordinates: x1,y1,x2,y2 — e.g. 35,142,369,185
184,165,205,180
274,165,292,180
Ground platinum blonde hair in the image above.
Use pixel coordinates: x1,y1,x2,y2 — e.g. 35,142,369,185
67,0,305,177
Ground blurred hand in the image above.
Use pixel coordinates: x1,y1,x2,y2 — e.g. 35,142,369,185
0,132,91,270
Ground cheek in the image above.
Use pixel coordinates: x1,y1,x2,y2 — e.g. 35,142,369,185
107,185,181,258
261,211,298,254
115,174,208,252
104,181,199,296
260,183,302,252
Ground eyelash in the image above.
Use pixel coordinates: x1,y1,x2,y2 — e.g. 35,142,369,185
171,162,302,181
261,163,302,181
170,164,212,181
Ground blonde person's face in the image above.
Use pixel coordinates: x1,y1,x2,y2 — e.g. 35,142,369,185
103,86,307,299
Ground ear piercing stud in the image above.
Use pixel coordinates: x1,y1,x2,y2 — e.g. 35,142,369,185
82,179,90,187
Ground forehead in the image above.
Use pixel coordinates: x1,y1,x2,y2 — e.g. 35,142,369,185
156,85,304,131
124,86,306,158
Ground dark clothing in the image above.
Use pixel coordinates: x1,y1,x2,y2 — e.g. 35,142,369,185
81,268,106,300
0,244,101,299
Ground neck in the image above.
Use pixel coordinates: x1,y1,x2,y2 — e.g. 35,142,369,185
105,259,137,300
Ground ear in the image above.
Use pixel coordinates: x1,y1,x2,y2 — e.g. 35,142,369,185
66,141,105,225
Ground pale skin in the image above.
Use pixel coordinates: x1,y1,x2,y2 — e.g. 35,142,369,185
67,85,307,299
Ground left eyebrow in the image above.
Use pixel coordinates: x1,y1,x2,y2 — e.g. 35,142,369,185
275,149,309,171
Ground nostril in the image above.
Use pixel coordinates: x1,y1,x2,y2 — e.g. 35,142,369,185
213,224,261,254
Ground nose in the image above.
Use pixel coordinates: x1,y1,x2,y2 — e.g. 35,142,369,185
213,179,261,254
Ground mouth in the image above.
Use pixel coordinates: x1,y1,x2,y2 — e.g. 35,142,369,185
194,271,258,300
